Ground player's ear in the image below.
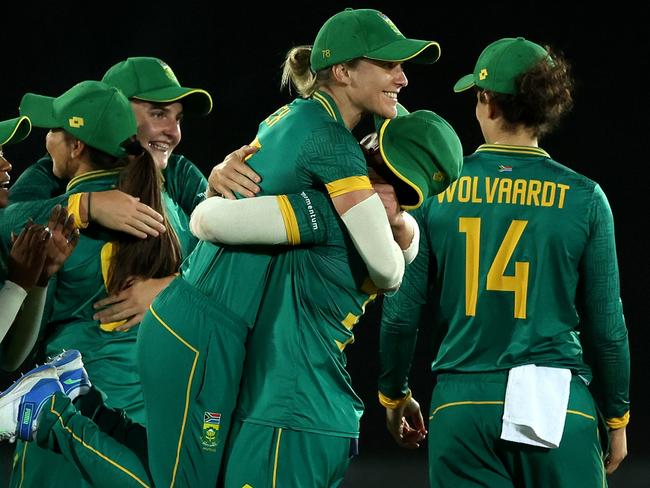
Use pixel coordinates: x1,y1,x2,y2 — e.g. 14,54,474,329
331,63,351,85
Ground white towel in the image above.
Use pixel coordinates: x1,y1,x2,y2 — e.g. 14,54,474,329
501,364,571,448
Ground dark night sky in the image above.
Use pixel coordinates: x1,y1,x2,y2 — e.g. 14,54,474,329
1,2,648,485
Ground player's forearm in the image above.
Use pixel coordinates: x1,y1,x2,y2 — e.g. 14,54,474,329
340,193,405,290
0,282,46,371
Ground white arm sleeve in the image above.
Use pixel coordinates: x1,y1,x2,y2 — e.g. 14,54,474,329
0,281,28,343
340,193,405,291
401,211,420,265
189,195,289,245
0,282,47,371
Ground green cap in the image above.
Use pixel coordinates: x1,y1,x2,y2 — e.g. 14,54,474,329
20,80,137,158
377,110,463,209
311,8,440,72
0,116,31,146
454,37,548,95
102,57,213,115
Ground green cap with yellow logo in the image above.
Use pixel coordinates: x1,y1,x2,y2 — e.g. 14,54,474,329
311,8,440,72
102,57,213,115
376,110,463,209
0,116,31,147
454,37,548,95
20,80,137,158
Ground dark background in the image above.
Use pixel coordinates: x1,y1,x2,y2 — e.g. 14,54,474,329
1,2,648,486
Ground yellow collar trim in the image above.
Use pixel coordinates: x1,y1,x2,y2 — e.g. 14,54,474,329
476,144,550,158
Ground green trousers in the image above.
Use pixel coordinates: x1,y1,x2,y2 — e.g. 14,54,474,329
19,277,249,488
222,419,354,488
427,372,607,488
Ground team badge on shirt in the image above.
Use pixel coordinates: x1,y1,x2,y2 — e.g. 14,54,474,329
201,411,221,451
498,164,513,172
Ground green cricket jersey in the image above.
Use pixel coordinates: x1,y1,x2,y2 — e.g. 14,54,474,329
6,155,207,488
181,90,371,326
235,189,375,437
380,144,630,421
14,157,204,421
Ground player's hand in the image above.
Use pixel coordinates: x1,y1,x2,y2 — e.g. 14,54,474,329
385,396,427,449
92,275,175,331
9,221,50,290
90,190,166,239
360,132,383,168
605,426,627,474
207,145,261,199
38,205,80,286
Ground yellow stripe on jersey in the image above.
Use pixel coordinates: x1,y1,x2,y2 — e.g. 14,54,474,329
276,195,301,245
606,411,630,429
429,400,505,419
67,193,89,229
66,169,122,192
567,409,596,421
475,144,550,158
312,92,337,120
98,242,127,332
246,137,262,161
325,176,372,198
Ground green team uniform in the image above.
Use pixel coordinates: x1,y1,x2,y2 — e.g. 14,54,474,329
223,186,375,487
17,187,333,488
379,144,630,487
27,90,373,488
1,154,206,488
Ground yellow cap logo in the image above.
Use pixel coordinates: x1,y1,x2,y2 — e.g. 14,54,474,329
322,49,331,59
433,171,445,182
159,61,179,84
379,13,402,35
479,68,488,80
68,117,85,128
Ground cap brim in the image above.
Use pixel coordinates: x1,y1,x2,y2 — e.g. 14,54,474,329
132,86,213,116
19,93,59,128
367,39,441,65
0,116,32,146
377,118,425,210
453,74,475,93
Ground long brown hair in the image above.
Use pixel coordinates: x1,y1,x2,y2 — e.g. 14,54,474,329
81,139,181,294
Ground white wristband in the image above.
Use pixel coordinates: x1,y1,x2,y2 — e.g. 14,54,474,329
401,212,420,265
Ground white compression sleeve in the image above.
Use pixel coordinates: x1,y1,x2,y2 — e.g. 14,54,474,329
0,281,28,344
189,195,289,245
401,211,420,265
0,284,47,370
340,193,405,291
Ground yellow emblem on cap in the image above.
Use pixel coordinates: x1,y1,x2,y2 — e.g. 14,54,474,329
159,61,179,83
322,49,331,59
479,68,488,80
378,13,402,35
68,117,85,128
433,171,445,182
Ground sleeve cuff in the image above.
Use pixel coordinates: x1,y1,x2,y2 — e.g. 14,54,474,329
378,389,412,410
67,193,89,229
606,411,630,429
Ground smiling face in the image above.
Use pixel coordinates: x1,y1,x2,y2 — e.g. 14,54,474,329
130,100,183,170
346,59,408,120
0,146,11,208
